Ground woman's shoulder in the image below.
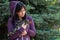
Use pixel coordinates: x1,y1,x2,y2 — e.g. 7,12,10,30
8,17,12,22
26,15,34,24
26,15,33,21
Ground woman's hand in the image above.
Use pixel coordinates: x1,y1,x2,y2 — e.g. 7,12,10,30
21,23,28,36
21,23,28,29
21,30,27,36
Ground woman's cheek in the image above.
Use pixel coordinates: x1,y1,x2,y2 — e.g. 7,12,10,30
23,12,25,17
18,13,23,17
22,11,25,16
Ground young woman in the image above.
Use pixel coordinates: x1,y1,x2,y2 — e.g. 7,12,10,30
7,1,36,40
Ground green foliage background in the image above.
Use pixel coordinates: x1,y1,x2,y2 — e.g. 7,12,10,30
0,0,60,40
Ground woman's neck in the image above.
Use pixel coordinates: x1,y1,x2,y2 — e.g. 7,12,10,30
19,17,22,21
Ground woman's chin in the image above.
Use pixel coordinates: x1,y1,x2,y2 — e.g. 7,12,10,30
21,16,24,17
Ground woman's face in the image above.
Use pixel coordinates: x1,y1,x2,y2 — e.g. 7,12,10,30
17,7,26,18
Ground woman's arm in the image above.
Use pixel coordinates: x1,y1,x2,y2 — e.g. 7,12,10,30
27,16,36,37
7,17,25,39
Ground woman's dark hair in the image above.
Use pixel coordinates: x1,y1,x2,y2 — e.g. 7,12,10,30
15,2,26,20
12,2,26,25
